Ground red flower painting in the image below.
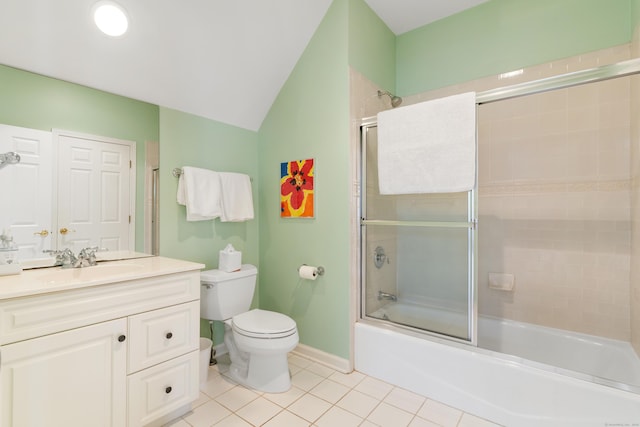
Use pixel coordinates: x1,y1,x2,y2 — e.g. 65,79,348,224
280,159,314,217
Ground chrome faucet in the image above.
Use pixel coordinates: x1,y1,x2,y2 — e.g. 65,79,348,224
44,248,78,268
76,246,100,267
377,290,397,302
44,246,103,268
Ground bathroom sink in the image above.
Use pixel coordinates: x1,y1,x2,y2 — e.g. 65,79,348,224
33,262,146,285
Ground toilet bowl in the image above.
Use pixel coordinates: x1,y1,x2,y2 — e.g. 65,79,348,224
224,309,299,392
200,265,299,393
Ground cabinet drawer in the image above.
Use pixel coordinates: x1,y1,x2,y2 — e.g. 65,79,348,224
0,271,200,345
128,351,199,427
128,301,199,373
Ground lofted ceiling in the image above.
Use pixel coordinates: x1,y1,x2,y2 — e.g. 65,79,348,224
0,0,486,131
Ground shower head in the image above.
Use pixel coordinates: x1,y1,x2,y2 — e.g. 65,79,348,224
377,90,403,108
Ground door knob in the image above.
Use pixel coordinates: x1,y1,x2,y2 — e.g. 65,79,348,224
59,227,76,235
33,230,49,237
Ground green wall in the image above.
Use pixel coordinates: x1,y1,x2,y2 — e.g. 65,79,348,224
0,64,159,252
158,107,259,270
348,0,396,92
397,0,633,96
158,107,260,342
258,0,351,359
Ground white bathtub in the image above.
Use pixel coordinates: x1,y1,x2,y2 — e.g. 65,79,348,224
357,304,640,426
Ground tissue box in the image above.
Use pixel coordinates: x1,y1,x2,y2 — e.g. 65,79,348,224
219,244,241,272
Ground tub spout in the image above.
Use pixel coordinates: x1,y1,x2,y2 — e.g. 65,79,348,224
377,291,397,301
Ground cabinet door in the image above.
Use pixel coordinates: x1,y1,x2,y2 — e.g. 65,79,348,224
1,319,127,427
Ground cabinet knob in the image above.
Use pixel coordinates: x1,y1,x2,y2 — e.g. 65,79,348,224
33,229,49,237
165,386,172,394
166,332,173,339
118,335,126,342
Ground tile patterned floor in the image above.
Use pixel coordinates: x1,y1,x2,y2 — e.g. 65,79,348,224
164,353,502,427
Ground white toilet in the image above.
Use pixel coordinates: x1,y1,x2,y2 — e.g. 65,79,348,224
200,264,299,393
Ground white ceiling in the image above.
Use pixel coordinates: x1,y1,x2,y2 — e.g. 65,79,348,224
364,0,487,35
0,0,486,131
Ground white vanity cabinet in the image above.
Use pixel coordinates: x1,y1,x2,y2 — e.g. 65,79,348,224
1,318,128,426
0,257,204,427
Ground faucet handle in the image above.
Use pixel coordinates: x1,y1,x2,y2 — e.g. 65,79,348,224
78,246,107,266
43,248,77,267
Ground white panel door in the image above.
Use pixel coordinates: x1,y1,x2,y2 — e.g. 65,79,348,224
0,124,53,261
56,130,135,254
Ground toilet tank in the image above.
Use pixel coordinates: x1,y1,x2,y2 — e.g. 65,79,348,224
200,264,257,320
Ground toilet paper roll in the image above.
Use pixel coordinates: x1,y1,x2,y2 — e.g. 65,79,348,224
299,265,318,280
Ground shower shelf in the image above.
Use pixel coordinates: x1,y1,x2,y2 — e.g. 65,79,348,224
361,219,476,229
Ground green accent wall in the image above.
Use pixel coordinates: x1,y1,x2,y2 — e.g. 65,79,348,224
158,107,259,343
348,0,396,92
258,0,351,359
0,64,159,252
158,107,259,270
397,0,633,96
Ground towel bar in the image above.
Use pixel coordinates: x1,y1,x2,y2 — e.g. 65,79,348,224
172,167,252,181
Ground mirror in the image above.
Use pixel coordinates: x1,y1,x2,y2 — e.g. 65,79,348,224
0,124,157,268
0,64,159,268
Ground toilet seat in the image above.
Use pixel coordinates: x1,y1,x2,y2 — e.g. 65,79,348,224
233,309,297,339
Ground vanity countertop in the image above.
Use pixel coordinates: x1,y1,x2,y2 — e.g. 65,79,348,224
0,256,205,300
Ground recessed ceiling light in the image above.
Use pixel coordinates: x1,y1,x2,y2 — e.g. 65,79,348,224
93,1,129,37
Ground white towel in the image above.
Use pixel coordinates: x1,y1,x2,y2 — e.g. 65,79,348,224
177,166,222,221
377,92,476,194
219,172,254,222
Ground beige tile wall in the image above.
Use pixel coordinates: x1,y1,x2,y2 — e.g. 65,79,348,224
350,44,636,342
478,75,632,340
402,45,634,341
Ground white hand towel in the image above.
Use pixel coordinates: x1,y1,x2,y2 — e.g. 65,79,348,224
177,166,222,221
219,172,254,222
377,91,476,194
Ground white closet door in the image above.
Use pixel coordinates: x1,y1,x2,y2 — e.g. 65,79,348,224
56,130,135,254
0,124,53,261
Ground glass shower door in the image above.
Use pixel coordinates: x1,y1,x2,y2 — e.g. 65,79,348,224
360,122,477,343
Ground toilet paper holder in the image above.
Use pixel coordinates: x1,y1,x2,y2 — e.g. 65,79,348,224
298,264,325,277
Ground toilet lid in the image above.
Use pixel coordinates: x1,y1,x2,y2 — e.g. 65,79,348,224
233,309,297,339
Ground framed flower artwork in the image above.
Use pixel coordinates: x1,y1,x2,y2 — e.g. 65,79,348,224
280,158,314,218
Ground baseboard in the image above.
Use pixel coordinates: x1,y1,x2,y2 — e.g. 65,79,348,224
292,343,352,373
213,341,351,374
